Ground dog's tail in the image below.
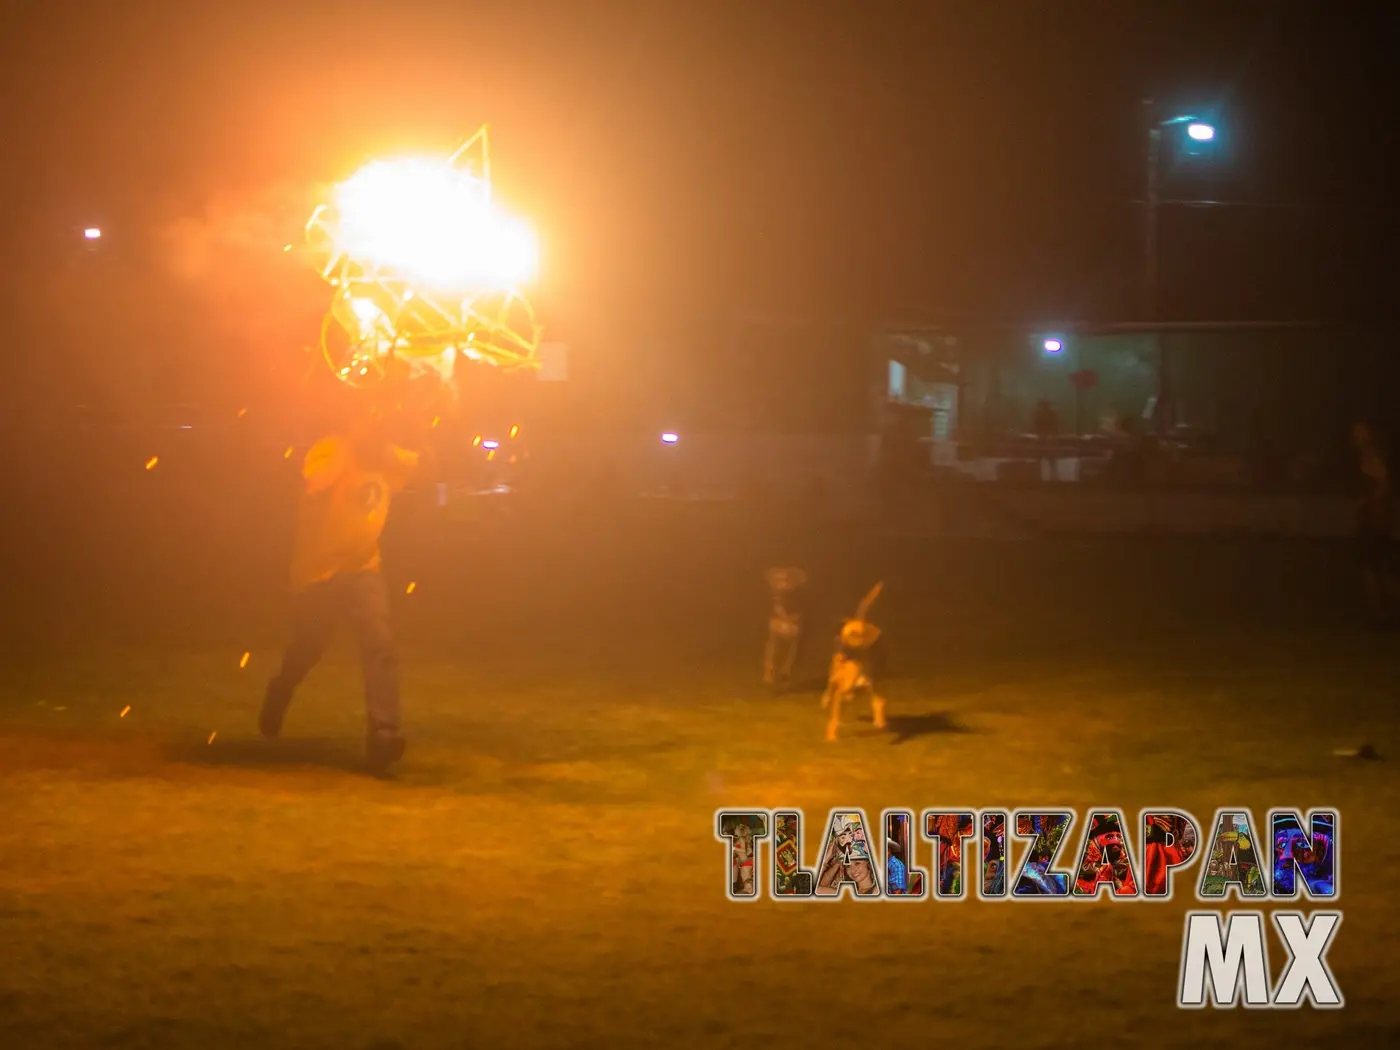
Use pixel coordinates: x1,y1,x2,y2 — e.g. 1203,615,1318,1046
854,581,884,622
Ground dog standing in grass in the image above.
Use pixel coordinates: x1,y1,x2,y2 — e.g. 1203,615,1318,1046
763,567,808,690
821,582,887,741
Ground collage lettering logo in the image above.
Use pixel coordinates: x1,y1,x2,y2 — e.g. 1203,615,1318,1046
716,806,1341,1009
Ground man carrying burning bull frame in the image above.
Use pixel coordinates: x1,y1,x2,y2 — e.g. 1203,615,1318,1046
260,407,436,773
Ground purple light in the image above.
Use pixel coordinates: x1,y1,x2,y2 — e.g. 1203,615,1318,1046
1043,339,1063,354
660,432,679,444
482,440,499,450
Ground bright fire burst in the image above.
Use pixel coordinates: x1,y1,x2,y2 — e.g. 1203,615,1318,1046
332,159,536,289
305,126,542,393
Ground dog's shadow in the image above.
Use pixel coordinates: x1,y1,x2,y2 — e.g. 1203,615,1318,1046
882,711,973,744
167,736,380,776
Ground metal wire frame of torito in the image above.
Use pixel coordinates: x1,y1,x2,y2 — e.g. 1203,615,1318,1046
303,126,542,390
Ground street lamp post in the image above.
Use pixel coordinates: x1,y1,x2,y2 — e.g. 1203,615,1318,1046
1142,101,1217,436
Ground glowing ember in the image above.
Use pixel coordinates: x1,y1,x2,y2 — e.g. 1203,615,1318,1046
239,651,250,668
509,424,519,439
284,446,293,459
405,582,417,594
208,732,217,745
145,456,159,470
120,706,131,718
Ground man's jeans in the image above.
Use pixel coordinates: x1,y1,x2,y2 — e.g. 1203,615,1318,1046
265,571,401,739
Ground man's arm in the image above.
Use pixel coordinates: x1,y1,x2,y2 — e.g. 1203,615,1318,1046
386,443,437,491
303,437,348,495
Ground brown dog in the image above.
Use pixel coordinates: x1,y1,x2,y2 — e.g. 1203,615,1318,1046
820,582,887,741
763,567,807,690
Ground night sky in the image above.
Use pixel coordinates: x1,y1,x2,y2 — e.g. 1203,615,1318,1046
1,1,1396,336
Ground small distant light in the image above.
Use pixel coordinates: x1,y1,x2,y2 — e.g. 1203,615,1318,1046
1043,339,1063,354
661,432,679,444
1186,122,1215,142
482,440,500,449
83,227,102,240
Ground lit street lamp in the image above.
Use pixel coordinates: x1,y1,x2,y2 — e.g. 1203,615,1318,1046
1145,110,1218,318
1142,102,1219,434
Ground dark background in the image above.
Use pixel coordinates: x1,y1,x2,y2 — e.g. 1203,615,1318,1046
1,1,1396,345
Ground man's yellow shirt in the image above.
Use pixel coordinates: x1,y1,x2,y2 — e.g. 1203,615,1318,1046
290,435,419,592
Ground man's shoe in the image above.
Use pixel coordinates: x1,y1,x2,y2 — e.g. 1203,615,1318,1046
366,734,406,773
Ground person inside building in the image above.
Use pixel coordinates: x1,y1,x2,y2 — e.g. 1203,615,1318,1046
1032,398,1059,481
1352,420,1398,626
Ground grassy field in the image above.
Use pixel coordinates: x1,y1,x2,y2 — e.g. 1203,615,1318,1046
2,488,1398,1048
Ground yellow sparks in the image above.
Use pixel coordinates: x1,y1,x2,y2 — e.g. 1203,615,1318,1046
120,705,131,718
53,706,67,711
472,434,482,446
509,424,519,439
237,407,248,418
145,456,159,470
284,446,294,459
405,581,416,594
282,244,293,252
431,416,440,428
239,651,250,668
486,449,496,461
208,732,217,745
